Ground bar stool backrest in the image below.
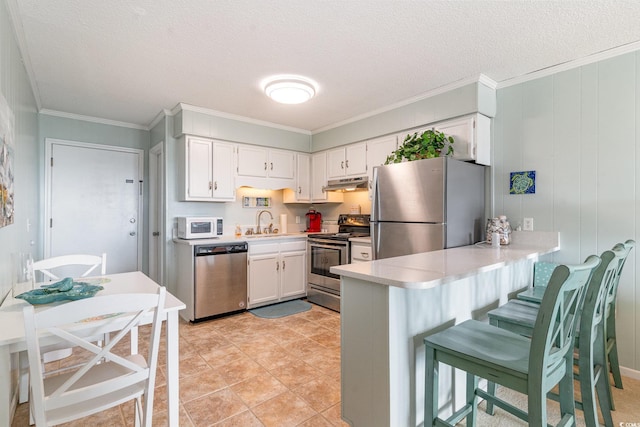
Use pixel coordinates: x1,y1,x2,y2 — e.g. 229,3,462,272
581,249,623,347
529,255,600,381
605,240,634,319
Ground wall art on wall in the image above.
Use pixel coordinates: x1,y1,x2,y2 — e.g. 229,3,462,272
509,170,536,194
0,92,15,228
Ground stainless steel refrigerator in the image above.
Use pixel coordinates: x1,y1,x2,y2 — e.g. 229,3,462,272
371,157,485,260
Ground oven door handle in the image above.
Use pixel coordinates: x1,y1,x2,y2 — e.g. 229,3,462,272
308,241,348,250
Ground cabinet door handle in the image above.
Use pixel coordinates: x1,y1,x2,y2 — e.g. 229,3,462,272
282,260,286,270
214,181,218,190
346,159,349,168
276,261,280,271
298,186,302,194
361,253,369,258
270,162,273,170
341,161,344,169
264,162,267,170
209,181,213,190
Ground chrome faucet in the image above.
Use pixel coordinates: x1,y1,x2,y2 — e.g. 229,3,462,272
256,210,273,234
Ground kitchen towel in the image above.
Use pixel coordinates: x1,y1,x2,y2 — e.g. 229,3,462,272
280,214,288,234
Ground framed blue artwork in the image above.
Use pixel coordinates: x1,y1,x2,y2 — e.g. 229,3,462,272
510,171,536,194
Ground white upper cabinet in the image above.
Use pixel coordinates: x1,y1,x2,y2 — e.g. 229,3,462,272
179,136,236,202
327,142,367,179
283,153,311,203
310,152,344,203
269,149,295,179
398,113,491,166
210,141,236,200
236,145,295,189
237,145,294,179
295,153,311,201
436,113,490,165
365,135,398,198
236,145,268,177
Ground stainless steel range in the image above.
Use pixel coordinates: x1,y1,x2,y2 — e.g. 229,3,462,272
307,214,370,312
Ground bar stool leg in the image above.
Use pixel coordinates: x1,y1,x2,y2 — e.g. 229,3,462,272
424,345,438,427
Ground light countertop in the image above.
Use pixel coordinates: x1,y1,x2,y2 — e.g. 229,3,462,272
331,231,559,290
349,236,371,244
173,232,313,246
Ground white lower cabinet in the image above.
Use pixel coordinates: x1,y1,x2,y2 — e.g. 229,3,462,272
350,242,372,263
248,239,307,308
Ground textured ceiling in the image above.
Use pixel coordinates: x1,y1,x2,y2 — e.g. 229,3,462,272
8,0,640,132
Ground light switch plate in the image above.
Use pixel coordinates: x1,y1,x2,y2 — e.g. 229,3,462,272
523,217,534,231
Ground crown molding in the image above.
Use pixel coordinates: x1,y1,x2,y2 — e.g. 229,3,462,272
497,41,640,89
173,103,312,135
39,109,149,130
147,109,173,130
311,74,497,134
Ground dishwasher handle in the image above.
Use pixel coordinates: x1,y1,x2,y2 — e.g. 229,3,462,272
195,242,248,256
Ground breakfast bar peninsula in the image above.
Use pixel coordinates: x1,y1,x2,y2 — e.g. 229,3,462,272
331,231,560,427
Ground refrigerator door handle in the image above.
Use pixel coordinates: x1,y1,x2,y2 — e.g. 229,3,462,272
371,223,379,260
371,166,380,222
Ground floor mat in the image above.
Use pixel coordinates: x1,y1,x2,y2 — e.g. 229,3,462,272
249,299,312,319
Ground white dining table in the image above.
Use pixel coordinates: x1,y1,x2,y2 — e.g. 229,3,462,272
0,271,186,427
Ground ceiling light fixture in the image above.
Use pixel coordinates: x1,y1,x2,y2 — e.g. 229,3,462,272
263,75,317,104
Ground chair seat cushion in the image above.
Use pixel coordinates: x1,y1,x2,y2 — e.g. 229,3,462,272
425,320,532,376
488,300,539,328
517,286,546,303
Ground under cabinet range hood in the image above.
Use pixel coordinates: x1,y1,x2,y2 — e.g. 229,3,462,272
322,176,369,192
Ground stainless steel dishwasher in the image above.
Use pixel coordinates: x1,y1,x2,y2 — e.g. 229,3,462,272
194,242,248,321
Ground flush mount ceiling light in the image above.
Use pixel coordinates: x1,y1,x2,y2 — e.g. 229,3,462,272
263,75,318,104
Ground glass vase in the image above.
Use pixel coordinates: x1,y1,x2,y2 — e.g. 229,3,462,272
11,252,34,298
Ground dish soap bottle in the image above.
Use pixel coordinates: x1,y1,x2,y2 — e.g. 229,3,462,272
235,224,242,238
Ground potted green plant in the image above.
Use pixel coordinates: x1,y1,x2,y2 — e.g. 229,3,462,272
384,128,454,164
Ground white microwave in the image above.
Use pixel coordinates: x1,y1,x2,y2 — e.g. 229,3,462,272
177,217,223,239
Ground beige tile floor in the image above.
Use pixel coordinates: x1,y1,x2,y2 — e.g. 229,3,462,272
11,301,640,426
12,302,347,427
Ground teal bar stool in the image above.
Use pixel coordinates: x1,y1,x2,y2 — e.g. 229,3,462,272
424,256,600,427
605,240,635,392
509,240,634,400
487,248,623,427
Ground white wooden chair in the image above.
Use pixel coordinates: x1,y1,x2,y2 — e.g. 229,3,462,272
18,254,108,403
31,253,107,283
23,288,166,426
32,253,108,362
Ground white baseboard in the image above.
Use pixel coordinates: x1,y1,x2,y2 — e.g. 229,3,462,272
621,366,640,381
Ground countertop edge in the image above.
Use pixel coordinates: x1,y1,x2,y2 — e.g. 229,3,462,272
332,240,560,290
172,233,311,245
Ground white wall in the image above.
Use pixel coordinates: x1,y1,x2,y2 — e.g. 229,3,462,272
0,0,39,300
493,51,640,371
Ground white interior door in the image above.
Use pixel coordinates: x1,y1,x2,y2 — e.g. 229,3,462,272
45,139,143,274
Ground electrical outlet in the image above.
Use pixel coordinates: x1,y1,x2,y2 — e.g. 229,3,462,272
295,216,301,224
523,217,534,231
